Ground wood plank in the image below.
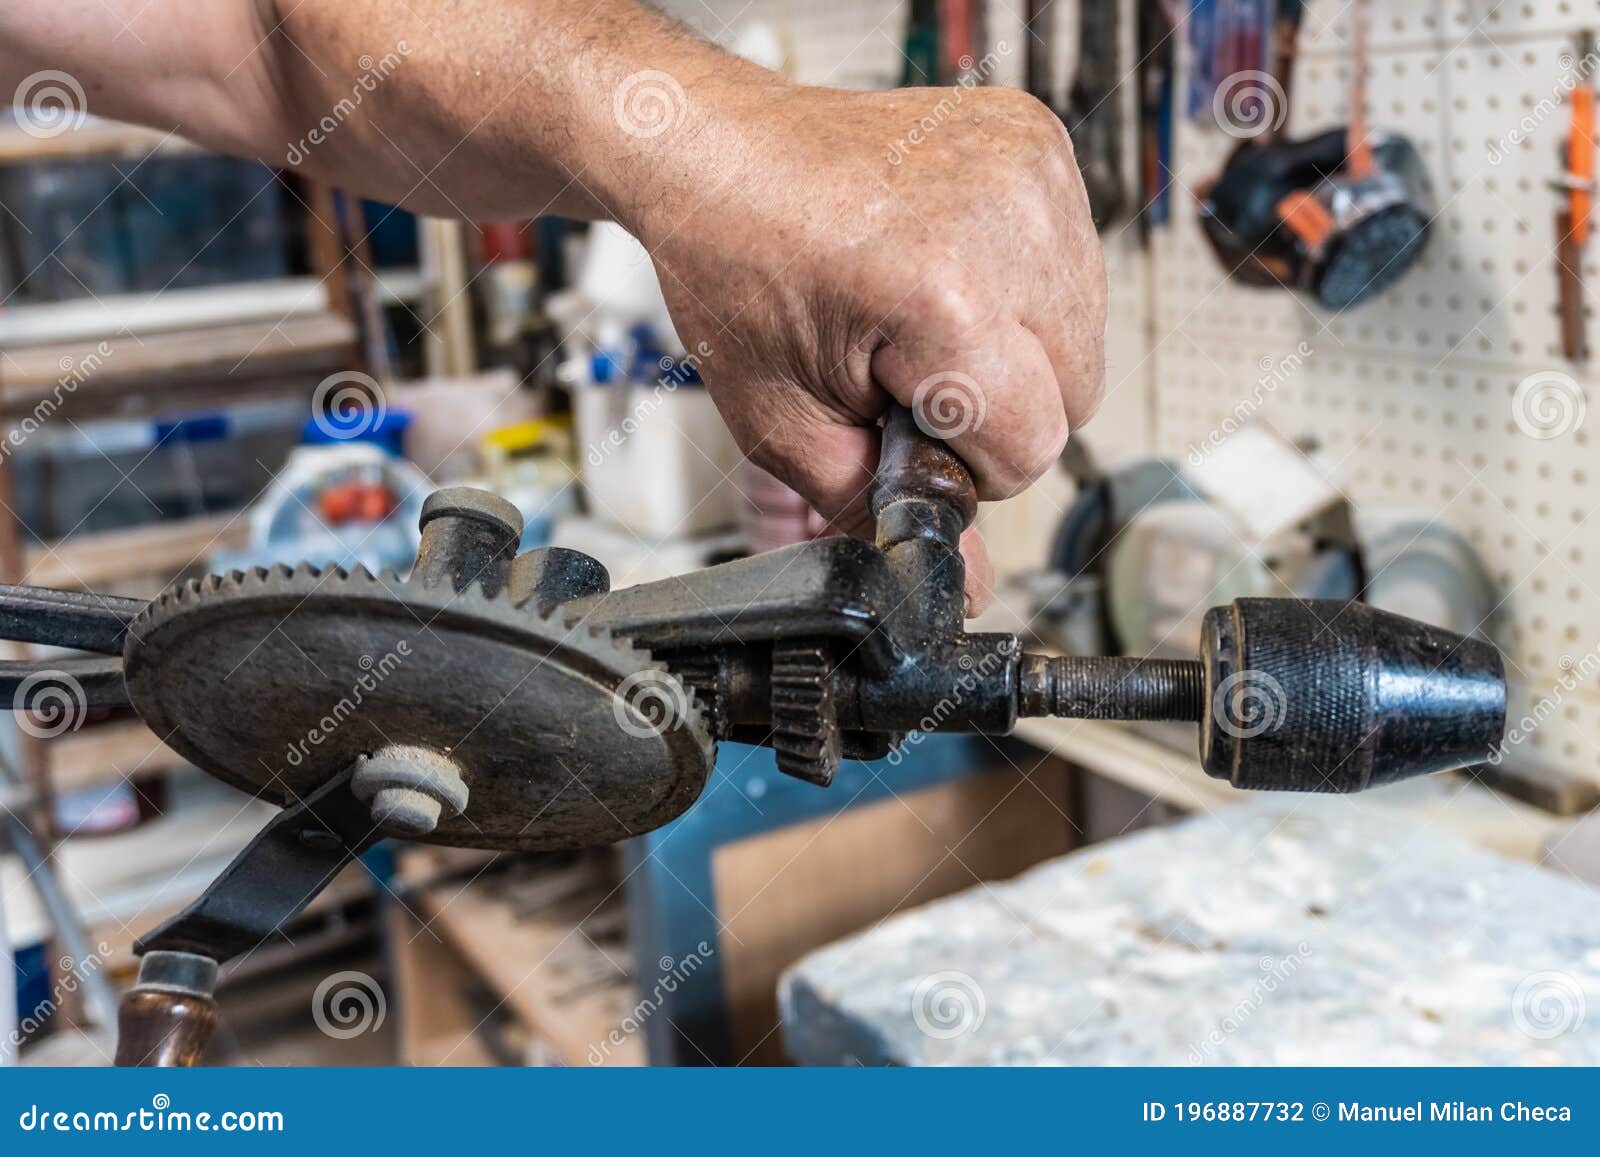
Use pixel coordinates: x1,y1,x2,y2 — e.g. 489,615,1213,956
1010,715,1560,862
0,313,357,417
0,279,332,347
712,761,1075,1064
22,511,251,590
0,121,200,166
414,875,646,1066
386,904,498,1067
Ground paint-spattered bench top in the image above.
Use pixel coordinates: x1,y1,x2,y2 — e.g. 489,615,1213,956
779,799,1600,1065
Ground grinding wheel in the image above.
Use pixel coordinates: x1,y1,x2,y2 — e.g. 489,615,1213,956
123,563,714,851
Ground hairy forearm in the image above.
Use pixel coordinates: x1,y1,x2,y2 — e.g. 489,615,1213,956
1,0,781,231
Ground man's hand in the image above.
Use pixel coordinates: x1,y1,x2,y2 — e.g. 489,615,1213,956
1,0,1107,608
630,82,1107,608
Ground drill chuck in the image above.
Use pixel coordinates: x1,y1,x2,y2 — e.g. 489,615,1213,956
1015,598,1506,793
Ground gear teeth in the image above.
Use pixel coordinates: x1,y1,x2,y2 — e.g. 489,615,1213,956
770,639,841,786
659,650,725,738
128,552,718,786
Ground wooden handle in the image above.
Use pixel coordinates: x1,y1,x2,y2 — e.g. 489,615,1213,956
114,951,218,1068
869,403,979,531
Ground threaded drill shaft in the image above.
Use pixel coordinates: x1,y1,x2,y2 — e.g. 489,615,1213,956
1018,654,1206,722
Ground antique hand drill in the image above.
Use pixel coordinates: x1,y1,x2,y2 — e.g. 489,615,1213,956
0,406,1504,1064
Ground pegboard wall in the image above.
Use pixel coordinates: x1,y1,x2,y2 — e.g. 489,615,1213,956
1158,0,1600,790
658,0,1600,792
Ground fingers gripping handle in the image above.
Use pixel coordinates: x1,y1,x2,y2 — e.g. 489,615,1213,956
869,404,980,630
869,403,979,547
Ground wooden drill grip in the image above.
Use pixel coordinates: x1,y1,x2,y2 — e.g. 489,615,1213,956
114,951,219,1067
869,403,979,528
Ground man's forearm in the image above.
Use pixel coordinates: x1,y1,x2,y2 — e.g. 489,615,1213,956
1,0,779,233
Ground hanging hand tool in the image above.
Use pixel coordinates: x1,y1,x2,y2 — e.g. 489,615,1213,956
0,408,1505,1064
1026,0,1125,227
1198,0,1433,309
1555,31,1596,362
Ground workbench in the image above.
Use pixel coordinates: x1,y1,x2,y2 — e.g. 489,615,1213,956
780,799,1600,1065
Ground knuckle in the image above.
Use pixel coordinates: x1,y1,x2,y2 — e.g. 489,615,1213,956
980,413,1067,498
908,277,994,338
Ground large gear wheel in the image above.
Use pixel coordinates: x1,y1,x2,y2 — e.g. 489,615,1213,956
122,562,714,851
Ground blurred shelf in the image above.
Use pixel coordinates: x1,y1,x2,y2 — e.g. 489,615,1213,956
1011,715,1561,863
0,311,357,420
0,120,201,166
0,278,332,346
49,720,186,797
372,267,424,306
398,849,645,1066
23,510,250,590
